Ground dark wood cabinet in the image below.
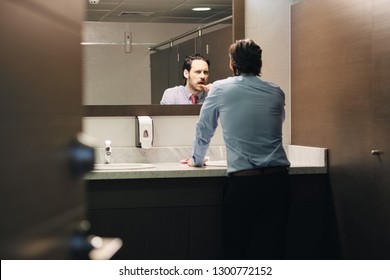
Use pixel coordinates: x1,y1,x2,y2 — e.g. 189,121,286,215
86,177,226,259
86,174,334,259
89,207,190,259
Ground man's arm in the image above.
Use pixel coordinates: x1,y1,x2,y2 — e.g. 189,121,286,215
190,92,219,166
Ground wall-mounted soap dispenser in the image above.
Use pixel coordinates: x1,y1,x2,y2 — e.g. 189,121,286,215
136,116,153,149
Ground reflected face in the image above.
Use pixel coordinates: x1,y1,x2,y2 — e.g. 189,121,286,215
184,60,209,95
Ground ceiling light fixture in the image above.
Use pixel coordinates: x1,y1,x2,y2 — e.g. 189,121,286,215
192,7,211,12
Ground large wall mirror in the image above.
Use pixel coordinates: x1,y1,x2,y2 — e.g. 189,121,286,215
83,0,244,116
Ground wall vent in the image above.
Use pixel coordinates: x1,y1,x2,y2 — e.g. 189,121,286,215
118,11,154,17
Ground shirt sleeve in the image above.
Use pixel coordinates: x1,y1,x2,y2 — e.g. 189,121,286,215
160,88,172,104
191,90,219,166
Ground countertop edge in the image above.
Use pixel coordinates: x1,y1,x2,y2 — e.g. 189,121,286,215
84,163,327,180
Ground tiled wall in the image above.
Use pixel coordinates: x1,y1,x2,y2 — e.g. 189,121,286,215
83,116,224,148
245,0,291,144
83,22,201,105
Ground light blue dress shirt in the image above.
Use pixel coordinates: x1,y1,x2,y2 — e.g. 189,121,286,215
192,75,290,174
160,85,207,104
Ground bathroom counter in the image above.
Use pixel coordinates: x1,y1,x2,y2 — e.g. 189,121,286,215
84,162,327,180
84,145,328,180
85,145,330,260
86,161,330,259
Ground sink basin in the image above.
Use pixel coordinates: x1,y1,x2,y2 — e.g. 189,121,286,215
94,163,155,170
205,160,227,167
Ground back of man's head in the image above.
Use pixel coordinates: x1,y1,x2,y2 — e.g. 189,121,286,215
229,39,262,76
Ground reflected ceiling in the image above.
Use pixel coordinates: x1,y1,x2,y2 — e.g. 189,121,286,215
85,0,232,23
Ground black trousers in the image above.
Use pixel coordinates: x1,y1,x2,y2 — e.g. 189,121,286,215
222,170,291,260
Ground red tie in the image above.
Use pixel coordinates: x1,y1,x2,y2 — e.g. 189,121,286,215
191,95,198,104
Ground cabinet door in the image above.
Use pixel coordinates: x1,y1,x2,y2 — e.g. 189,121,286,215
188,206,224,259
89,207,190,260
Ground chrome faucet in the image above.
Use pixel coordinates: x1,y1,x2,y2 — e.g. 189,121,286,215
104,140,112,164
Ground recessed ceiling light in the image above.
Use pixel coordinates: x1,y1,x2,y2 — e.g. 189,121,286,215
192,7,211,12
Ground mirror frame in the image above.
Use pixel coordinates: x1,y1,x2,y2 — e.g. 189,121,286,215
84,105,201,116
83,0,244,117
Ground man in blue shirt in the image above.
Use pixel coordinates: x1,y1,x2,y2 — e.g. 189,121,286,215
160,54,210,104
189,39,291,259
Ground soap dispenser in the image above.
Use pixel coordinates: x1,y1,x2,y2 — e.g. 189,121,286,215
136,116,153,149
104,140,112,164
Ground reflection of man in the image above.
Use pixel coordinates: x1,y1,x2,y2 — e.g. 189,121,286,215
160,54,210,104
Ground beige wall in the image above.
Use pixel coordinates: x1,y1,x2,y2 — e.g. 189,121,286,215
83,22,200,105
245,0,291,144
83,116,224,148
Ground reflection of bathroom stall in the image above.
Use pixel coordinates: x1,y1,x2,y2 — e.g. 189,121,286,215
150,26,232,104
0,0,88,259
151,47,170,104
196,26,233,81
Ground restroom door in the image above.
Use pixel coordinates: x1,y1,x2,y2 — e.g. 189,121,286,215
291,0,390,259
0,0,87,259
370,0,390,255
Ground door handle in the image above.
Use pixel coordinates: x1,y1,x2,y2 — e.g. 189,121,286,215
371,150,383,156
68,133,95,178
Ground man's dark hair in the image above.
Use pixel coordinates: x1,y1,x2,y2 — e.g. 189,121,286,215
182,54,210,85
229,39,262,76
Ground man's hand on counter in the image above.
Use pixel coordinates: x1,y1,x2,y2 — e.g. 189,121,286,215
186,157,209,167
